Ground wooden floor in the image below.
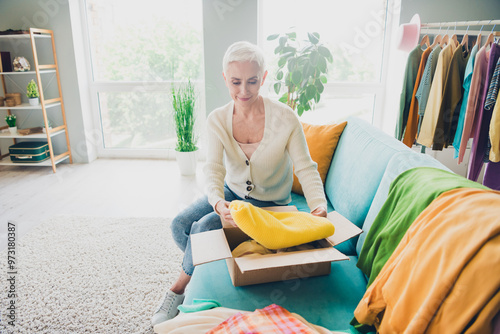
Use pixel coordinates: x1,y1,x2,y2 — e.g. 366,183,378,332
0,159,206,250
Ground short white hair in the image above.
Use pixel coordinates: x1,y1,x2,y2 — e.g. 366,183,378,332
222,41,266,77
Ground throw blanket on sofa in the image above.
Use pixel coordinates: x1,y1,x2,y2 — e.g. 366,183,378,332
357,167,487,286
354,188,500,333
153,305,336,334
229,201,335,249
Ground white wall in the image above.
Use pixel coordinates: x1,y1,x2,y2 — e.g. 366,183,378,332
0,0,93,163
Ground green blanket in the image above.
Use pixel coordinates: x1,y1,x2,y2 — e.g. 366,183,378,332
357,167,487,286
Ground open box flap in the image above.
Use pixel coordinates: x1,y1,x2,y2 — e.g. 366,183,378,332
191,229,232,266
326,211,363,246
234,247,348,273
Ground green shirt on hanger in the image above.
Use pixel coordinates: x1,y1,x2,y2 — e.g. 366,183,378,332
395,45,424,140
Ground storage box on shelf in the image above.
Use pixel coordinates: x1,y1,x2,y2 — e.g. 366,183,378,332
0,27,71,172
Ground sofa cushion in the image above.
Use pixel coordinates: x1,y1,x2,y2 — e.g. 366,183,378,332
292,122,347,195
324,117,410,254
185,257,367,332
356,150,450,255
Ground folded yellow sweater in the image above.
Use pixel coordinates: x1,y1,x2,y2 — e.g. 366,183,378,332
229,201,335,250
231,240,275,257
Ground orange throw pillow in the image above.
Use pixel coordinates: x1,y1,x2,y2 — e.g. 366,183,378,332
292,121,347,195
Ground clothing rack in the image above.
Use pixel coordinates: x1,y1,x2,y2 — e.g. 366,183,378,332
420,19,500,36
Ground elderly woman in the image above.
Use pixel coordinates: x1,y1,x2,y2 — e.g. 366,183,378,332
151,41,327,325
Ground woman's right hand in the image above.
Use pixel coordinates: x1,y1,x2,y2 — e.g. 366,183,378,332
216,200,237,227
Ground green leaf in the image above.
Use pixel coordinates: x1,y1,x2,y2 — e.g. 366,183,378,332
309,51,319,66
318,45,332,59
317,56,327,73
304,103,311,111
279,36,287,47
320,75,327,84
306,85,317,100
312,32,320,39
308,32,319,45
267,33,280,41
274,82,281,95
315,80,324,94
297,104,305,116
274,45,283,54
299,92,308,106
291,70,302,85
276,70,283,81
286,32,297,39
287,57,296,72
315,92,321,103
279,92,288,104
278,56,287,68
282,46,296,54
280,51,295,61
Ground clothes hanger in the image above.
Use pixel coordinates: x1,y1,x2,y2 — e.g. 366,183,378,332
450,21,458,44
430,24,442,48
476,21,482,47
461,24,469,50
441,25,450,47
420,29,430,48
484,23,496,48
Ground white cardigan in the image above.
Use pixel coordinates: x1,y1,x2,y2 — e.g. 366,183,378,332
203,97,328,212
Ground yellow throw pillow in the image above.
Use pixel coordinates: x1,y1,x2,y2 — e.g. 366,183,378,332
229,200,335,250
292,121,347,195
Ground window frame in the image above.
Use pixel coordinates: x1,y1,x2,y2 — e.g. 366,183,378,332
79,0,206,159
257,0,401,129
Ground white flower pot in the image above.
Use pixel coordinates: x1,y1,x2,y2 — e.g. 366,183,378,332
28,97,39,106
8,126,17,135
175,149,198,176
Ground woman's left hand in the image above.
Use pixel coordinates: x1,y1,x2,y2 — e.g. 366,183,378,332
311,206,327,218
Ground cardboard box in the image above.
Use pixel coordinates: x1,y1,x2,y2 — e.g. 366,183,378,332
191,207,362,286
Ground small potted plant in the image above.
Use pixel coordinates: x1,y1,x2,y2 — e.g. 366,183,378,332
172,80,198,175
5,114,17,134
26,79,40,106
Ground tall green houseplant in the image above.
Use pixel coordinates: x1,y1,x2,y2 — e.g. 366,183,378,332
172,80,197,152
268,31,333,116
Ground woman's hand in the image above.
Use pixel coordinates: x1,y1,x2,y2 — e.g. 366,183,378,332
311,206,327,218
215,200,237,227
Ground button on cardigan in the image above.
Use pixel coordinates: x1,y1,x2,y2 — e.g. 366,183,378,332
203,97,327,212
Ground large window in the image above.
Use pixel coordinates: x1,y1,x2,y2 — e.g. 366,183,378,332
84,0,204,155
259,0,395,125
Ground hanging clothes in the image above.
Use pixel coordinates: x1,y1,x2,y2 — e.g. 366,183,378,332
458,45,491,164
468,43,500,182
417,40,458,147
432,44,470,150
415,46,442,135
489,87,500,162
453,44,479,159
482,57,500,190
402,47,433,147
484,57,500,160
395,45,424,140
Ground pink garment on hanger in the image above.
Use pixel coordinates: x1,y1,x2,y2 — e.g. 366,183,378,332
458,46,490,164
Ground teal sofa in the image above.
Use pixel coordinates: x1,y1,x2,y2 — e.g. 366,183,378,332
183,117,449,332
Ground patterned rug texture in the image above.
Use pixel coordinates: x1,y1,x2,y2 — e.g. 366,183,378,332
0,216,181,334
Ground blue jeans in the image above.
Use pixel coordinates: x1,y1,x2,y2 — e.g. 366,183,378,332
171,184,284,276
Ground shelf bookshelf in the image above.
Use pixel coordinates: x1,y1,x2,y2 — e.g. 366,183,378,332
0,28,72,172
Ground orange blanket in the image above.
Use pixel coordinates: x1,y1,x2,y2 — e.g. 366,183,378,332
354,188,500,333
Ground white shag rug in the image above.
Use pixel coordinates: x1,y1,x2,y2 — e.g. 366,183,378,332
0,216,182,334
